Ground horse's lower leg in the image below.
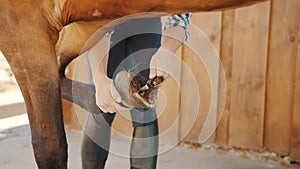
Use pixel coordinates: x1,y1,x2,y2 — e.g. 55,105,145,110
10,56,67,169
0,10,68,168
26,81,67,169
4,51,67,169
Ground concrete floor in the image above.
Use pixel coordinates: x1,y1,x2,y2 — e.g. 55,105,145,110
0,124,299,169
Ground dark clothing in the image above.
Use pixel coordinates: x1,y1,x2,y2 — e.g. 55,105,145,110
103,17,162,127
82,18,161,169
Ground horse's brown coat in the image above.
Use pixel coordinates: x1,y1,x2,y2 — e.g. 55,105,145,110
0,0,266,168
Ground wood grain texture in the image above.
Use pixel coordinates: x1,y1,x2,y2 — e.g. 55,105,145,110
215,9,235,147
264,0,300,155
180,12,222,143
290,24,300,162
229,2,270,151
62,61,82,130
156,45,182,144
179,45,212,143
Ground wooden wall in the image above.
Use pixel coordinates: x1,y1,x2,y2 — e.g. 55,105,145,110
63,0,300,162
186,0,300,161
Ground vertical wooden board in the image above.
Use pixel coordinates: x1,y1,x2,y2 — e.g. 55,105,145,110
180,46,212,143
290,24,300,162
229,2,270,150
215,9,235,147
62,98,72,125
193,12,222,143
191,13,222,52
264,0,300,155
112,112,132,138
157,46,182,145
62,99,82,130
62,55,90,130
157,76,181,145
62,61,74,126
179,12,222,143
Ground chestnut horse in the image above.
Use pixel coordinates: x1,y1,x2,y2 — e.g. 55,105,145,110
0,0,266,168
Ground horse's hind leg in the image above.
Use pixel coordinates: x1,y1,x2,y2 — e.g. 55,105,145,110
0,9,67,169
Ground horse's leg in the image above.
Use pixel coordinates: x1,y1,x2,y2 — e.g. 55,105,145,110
0,3,67,169
2,35,67,169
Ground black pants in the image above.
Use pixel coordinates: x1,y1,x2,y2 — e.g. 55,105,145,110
81,18,162,169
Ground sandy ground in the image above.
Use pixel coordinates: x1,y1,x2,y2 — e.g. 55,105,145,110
0,124,299,169
1,52,300,169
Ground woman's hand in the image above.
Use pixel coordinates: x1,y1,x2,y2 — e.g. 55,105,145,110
149,49,174,80
149,26,186,80
93,71,131,113
88,36,131,113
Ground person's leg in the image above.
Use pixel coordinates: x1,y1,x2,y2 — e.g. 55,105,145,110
81,18,162,169
108,31,162,169
130,109,159,169
81,38,127,169
81,113,115,169
127,32,162,169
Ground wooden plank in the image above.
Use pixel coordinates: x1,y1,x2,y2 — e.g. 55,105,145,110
192,13,222,143
156,46,182,145
215,9,235,147
179,12,222,143
62,57,84,130
290,24,300,162
264,0,300,155
111,112,132,137
229,2,270,151
190,13,222,52
179,45,212,143
0,102,26,119
157,75,181,144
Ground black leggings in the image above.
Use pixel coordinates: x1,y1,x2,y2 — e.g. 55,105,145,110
81,18,162,169
106,32,161,127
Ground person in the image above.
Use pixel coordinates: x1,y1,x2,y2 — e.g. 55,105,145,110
82,13,191,169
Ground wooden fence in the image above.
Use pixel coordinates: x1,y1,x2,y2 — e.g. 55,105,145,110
63,0,300,162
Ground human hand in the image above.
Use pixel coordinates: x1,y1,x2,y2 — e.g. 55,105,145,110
149,49,175,80
94,70,131,113
88,35,131,113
